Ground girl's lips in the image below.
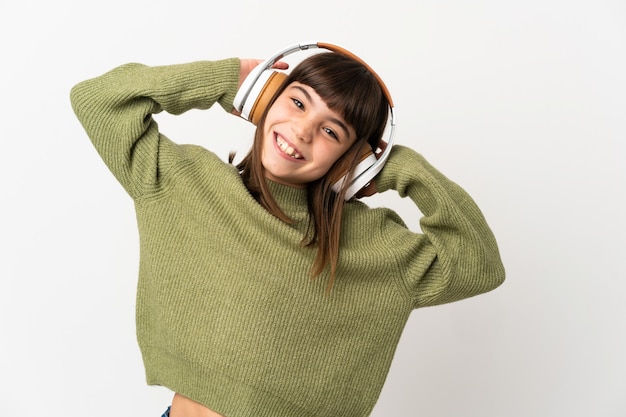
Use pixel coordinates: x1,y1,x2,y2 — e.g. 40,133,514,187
274,133,305,161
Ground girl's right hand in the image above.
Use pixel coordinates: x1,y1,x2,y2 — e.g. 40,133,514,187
232,59,289,116
238,59,289,89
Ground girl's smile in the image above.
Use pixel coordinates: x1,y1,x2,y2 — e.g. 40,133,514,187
274,133,304,161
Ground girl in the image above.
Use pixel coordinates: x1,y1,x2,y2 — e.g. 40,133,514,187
70,43,505,417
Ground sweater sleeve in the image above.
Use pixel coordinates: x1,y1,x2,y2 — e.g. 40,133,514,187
70,58,241,199
376,145,505,308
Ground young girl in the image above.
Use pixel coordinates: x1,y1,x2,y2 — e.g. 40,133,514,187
70,42,505,417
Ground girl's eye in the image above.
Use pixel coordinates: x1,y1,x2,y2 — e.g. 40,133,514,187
323,127,339,140
292,98,304,109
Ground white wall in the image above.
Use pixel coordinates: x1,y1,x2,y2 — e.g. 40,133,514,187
1,0,624,416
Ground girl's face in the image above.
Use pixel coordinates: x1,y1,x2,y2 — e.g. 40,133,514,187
261,82,357,188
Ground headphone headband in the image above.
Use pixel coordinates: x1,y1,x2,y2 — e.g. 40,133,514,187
234,42,395,114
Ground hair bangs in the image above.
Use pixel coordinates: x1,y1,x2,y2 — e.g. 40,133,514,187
287,53,389,150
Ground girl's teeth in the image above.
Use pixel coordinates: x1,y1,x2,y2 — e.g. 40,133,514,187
276,137,302,159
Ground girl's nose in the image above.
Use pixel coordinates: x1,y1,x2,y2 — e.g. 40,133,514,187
293,118,313,143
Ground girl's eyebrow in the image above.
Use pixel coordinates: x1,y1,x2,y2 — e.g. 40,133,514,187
291,85,350,139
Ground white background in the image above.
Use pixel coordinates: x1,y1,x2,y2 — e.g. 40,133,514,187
1,0,625,416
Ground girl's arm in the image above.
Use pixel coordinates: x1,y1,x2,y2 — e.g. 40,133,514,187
376,145,505,308
70,58,241,198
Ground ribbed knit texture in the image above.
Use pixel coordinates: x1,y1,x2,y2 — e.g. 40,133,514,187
70,58,505,417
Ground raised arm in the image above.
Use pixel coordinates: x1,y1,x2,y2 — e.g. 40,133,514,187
70,58,241,198
376,145,505,308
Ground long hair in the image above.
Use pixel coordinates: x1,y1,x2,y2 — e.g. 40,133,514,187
235,52,389,291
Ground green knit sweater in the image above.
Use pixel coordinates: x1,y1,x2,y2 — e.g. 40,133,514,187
70,58,505,417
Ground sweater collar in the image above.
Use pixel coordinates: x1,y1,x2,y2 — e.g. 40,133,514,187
266,180,309,214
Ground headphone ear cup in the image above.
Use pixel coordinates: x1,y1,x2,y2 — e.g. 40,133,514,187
330,143,377,195
247,71,288,125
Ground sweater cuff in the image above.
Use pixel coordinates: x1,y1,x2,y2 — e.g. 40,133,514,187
216,58,241,113
375,145,423,194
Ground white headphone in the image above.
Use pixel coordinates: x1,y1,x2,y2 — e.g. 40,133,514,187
233,41,396,200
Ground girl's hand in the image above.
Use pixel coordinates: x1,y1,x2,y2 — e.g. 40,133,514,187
355,140,389,199
238,59,289,89
232,59,289,115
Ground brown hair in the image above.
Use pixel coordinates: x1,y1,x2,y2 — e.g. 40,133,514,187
235,52,389,291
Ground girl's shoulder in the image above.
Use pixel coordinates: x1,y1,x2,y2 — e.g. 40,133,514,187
341,200,410,245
